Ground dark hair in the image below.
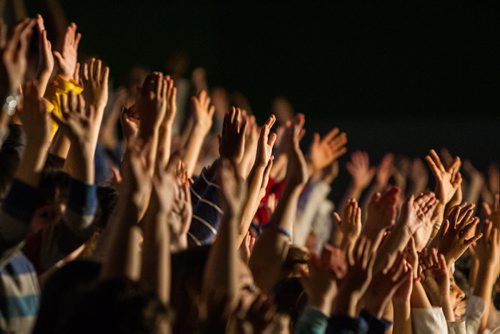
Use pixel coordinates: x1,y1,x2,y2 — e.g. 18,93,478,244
170,245,211,333
37,169,70,207
272,277,307,330
34,260,101,333
60,278,168,334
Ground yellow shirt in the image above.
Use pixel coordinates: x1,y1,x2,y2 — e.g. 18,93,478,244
44,75,83,139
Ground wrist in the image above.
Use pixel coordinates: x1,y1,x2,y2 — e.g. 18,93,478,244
309,296,331,315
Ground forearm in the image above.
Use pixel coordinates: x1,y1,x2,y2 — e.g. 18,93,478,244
248,182,301,291
473,263,496,332
237,164,266,246
410,281,432,309
15,140,50,187
182,124,208,177
374,223,412,273
270,182,302,233
203,215,239,304
101,200,142,281
50,131,71,160
139,126,160,175
334,288,360,318
157,123,172,170
468,258,479,288
65,145,94,185
141,207,170,304
36,70,52,97
393,301,411,334
339,183,363,214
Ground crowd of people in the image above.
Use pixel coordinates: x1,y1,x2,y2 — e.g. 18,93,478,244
0,9,499,334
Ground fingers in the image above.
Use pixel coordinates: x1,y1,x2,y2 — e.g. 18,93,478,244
429,149,446,173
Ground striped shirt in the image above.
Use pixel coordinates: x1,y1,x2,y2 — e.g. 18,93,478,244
187,163,223,246
0,178,97,332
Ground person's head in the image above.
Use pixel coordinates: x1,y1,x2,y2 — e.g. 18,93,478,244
34,260,101,333
126,65,149,94
31,169,70,233
282,245,309,278
165,50,190,78
450,274,467,319
272,97,294,125
272,277,307,331
61,278,168,334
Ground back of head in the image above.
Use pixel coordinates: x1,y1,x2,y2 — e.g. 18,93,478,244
60,278,167,334
34,260,101,333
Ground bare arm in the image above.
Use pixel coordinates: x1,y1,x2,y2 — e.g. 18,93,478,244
249,114,308,293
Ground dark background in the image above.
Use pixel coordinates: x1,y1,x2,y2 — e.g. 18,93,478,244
25,1,499,171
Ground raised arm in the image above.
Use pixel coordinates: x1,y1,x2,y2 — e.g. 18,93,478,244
182,90,215,176
0,82,51,264
237,114,276,246
249,113,308,292
34,15,54,97
339,150,375,214
101,142,152,281
140,163,176,304
307,126,347,178
473,219,500,332
0,19,35,143
202,159,246,308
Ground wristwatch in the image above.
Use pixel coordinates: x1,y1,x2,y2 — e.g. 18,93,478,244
2,94,20,116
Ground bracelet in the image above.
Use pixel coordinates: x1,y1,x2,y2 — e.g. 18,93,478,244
2,94,20,116
261,222,292,239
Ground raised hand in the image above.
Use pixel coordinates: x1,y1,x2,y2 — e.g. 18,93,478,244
482,194,500,230
219,158,247,216
425,149,461,205
164,76,177,125
192,89,215,134
376,153,394,188
52,92,98,183
346,150,375,190
18,82,51,146
308,127,347,174
437,204,483,265
238,114,260,178
332,198,362,249
166,157,192,251
121,105,140,143
82,58,110,110
219,107,248,163
419,248,454,319
363,187,400,239
475,220,500,269
35,15,54,96
336,235,382,316
254,115,277,169
300,248,343,315
364,252,412,317
136,72,168,137
181,89,215,176
401,192,438,237
285,114,308,187
0,19,35,97
54,23,81,81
